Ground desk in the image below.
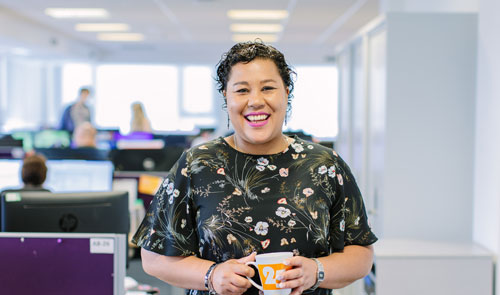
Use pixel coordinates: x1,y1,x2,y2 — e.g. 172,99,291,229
374,239,493,295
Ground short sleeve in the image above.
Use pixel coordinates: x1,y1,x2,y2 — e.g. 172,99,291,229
132,151,199,257
329,154,377,252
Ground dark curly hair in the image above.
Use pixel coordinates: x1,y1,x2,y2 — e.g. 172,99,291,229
215,41,296,117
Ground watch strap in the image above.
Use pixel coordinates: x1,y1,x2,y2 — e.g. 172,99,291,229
204,263,218,294
309,258,324,291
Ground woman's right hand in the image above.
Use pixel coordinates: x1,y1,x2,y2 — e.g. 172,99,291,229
210,252,257,295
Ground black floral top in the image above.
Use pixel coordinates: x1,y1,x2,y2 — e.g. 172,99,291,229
132,136,377,295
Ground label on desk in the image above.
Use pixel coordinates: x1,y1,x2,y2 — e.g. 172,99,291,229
90,238,114,254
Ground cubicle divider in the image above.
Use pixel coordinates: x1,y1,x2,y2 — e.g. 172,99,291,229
0,232,126,295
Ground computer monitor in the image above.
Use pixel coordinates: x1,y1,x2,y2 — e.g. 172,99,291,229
0,159,22,191
109,146,185,172
45,160,114,192
0,135,24,159
33,129,71,148
0,191,129,236
0,159,114,193
36,147,110,161
10,131,34,151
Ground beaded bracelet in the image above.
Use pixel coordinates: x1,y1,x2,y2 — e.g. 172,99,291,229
204,263,218,294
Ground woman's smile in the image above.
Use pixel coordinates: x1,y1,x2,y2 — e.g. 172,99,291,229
245,112,270,127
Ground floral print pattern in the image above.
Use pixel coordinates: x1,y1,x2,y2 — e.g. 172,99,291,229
132,136,377,295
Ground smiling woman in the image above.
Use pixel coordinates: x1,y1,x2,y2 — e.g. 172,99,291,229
224,58,290,155
132,41,377,295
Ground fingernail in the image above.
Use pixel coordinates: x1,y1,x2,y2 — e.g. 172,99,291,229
277,276,283,281
279,283,285,288
283,259,290,265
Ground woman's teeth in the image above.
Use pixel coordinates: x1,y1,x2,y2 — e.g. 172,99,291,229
246,114,268,122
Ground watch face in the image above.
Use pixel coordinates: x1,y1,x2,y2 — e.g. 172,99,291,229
319,272,325,280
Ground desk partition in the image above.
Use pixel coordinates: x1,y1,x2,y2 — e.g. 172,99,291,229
0,232,126,295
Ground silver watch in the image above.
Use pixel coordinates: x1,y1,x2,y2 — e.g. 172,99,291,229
310,258,324,291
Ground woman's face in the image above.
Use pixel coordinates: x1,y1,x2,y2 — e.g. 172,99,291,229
225,58,289,151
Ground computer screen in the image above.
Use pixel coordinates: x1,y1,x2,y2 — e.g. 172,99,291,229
0,159,114,193
0,135,24,159
33,129,71,148
36,147,110,161
45,160,114,192
0,191,129,235
0,159,22,191
109,146,184,172
10,131,34,151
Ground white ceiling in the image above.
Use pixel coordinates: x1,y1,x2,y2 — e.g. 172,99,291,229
0,0,381,64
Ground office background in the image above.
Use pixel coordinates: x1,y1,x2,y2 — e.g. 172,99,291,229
0,0,499,294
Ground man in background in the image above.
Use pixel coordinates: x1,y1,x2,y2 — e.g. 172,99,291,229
72,122,97,148
60,87,92,132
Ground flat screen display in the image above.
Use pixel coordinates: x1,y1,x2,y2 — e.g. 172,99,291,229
0,159,114,193
0,191,129,235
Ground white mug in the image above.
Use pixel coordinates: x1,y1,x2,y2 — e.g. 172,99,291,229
245,252,293,295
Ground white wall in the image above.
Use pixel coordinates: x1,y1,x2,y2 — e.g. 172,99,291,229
382,13,477,242
335,13,478,242
381,0,478,12
474,0,500,294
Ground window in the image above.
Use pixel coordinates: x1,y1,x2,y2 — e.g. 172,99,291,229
62,63,93,105
95,64,179,133
287,66,338,139
2,58,45,131
182,66,213,114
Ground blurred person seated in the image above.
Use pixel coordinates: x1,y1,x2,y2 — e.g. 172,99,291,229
72,122,98,148
130,102,152,133
2,153,50,193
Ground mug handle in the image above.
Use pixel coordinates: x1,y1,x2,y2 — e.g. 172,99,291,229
245,261,264,291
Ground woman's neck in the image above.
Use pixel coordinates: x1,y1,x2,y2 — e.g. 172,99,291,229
229,134,290,155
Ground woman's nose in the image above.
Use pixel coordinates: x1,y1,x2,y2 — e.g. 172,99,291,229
247,91,265,108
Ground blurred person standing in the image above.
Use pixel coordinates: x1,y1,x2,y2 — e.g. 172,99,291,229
60,87,92,132
130,102,153,133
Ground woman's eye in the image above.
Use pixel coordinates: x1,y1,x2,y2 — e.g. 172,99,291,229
236,88,249,93
262,86,276,91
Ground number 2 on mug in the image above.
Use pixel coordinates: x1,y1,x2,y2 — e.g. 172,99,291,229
260,264,288,289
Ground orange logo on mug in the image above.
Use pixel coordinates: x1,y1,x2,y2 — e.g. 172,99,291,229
258,263,292,290
245,252,293,295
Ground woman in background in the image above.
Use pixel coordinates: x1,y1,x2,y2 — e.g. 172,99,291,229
131,102,153,133
133,41,377,295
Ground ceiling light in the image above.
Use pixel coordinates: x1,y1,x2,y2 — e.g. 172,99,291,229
97,33,144,42
45,8,109,19
227,10,288,20
75,23,130,32
230,24,283,33
11,47,30,56
232,34,278,43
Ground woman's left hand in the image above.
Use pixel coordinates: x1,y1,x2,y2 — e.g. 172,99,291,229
278,256,318,295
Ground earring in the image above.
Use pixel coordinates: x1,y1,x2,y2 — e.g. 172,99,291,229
285,116,288,126
227,116,230,129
